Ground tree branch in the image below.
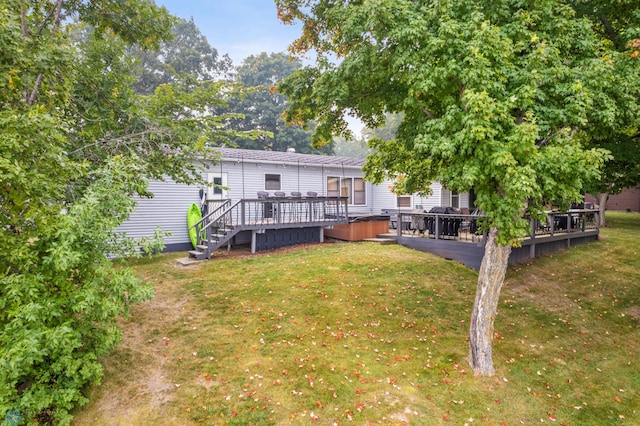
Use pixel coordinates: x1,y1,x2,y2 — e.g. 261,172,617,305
422,107,435,119
598,14,618,46
27,75,43,106
537,126,570,147
459,82,467,112
20,5,29,37
36,0,61,37
25,0,64,105
68,129,173,156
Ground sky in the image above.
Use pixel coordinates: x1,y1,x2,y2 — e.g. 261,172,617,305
156,1,301,65
154,1,364,133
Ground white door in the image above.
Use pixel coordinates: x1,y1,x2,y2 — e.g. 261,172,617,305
207,173,228,200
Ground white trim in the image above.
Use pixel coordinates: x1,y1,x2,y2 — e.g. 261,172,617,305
326,175,367,206
207,173,228,199
264,173,282,191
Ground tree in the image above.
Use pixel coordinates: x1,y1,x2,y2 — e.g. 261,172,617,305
584,133,640,226
131,16,233,95
275,0,637,376
361,112,403,142
229,52,333,154
333,135,371,158
0,2,246,423
572,1,640,226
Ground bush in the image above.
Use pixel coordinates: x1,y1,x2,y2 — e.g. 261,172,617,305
0,159,154,424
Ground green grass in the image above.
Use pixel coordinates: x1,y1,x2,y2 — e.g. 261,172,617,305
73,212,640,425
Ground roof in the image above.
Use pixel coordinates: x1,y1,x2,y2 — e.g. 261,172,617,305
215,147,365,168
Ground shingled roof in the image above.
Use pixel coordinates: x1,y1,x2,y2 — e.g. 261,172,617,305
215,147,365,167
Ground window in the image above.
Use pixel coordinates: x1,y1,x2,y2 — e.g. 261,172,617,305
207,173,227,199
353,178,366,205
451,191,459,209
397,195,411,208
327,177,366,205
327,176,340,197
265,174,281,190
341,178,352,199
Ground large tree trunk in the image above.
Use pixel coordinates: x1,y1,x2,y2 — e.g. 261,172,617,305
596,193,608,228
469,227,511,376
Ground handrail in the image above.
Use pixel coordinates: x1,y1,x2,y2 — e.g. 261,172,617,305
396,209,599,242
189,199,233,231
190,196,349,234
203,199,242,232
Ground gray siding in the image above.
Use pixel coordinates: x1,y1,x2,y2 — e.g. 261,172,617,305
117,179,199,248
118,149,471,249
371,181,446,213
210,159,373,215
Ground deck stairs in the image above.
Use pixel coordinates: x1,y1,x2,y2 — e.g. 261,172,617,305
185,195,350,261
188,200,239,260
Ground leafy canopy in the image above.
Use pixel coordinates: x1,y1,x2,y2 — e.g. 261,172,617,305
229,52,333,154
275,0,634,244
1,1,249,423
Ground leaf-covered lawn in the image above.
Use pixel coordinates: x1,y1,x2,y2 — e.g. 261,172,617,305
74,212,640,425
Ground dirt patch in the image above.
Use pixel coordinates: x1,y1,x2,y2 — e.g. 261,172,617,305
73,277,188,425
628,305,640,321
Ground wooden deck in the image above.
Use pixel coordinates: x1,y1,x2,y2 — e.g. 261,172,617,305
388,210,600,270
189,196,349,259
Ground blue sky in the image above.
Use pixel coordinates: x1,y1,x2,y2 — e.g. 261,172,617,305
156,1,301,65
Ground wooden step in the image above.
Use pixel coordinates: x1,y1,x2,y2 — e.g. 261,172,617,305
188,250,208,260
363,237,397,245
196,244,209,251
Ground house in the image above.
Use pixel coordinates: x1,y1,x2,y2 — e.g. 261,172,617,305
118,147,598,269
585,186,640,212
118,147,471,253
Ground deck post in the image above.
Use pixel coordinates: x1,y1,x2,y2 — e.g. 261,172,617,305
435,214,440,240
397,213,402,238
529,217,536,259
251,230,256,254
344,197,349,221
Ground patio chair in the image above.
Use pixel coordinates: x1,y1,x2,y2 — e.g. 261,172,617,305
257,191,273,220
290,192,303,222
306,191,318,220
273,191,287,221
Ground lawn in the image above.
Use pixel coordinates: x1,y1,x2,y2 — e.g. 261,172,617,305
72,212,640,425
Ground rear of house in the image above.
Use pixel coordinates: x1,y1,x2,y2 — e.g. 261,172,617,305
117,147,473,252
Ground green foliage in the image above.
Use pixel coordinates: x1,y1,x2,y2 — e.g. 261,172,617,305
229,52,333,154
575,1,640,197
66,29,249,192
0,1,245,423
276,0,635,245
131,17,233,95
333,135,371,158
1,157,154,425
361,112,402,142
276,0,637,376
